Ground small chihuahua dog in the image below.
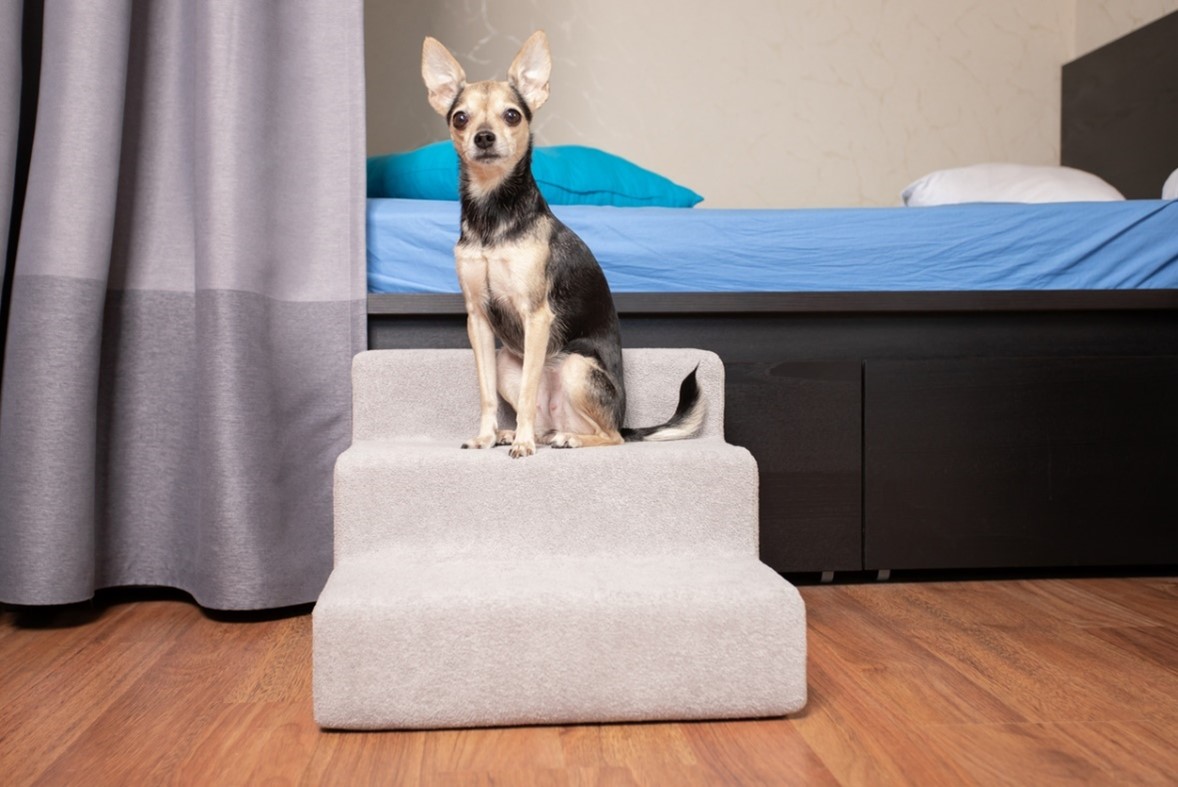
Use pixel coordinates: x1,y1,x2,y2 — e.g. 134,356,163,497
422,31,705,458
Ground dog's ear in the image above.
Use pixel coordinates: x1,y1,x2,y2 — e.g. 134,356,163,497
422,37,467,116
508,31,551,112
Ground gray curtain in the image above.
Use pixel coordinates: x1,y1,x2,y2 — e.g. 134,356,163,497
0,1,367,609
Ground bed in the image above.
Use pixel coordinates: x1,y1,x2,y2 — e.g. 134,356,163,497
367,13,1178,578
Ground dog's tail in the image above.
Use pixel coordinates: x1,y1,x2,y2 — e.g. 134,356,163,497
620,365,707,442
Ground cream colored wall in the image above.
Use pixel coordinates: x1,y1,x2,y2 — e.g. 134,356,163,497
366,1,1176,208
1075,0,1178,56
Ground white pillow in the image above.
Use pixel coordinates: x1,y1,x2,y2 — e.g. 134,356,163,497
901,163,1124,206
1163,168,1178,200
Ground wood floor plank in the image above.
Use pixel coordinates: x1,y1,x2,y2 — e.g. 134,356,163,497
421,725,567,775
176,701,319,785
802,584,1023,725
3,576,1175,785
793,648,954,785
31,610,291,784
0,603,129,690
1044,719,1178,783
226,614,314,703
842,581,1178,723
916,719,1178,785
554,720,716,786
426,766,635,787
1085,624,1178,674
0,636,169,784
0,600,200,785
994,578,1167,628
1092,576,1178,613
679,719,838,786
302,730,429,786
575,722,697,771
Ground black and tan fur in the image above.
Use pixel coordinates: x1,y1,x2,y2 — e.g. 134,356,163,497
422,31,705,458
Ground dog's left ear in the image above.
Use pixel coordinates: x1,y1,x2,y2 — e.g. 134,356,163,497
508,31,551,112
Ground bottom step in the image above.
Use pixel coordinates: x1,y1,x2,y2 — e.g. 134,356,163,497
313,554,807,729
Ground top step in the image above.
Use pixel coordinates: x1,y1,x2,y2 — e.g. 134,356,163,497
351,348,727,442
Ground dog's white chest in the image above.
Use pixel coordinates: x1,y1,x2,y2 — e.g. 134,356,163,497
456,239,549,312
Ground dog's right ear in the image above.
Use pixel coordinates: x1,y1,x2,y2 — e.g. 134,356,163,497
422,37,466,116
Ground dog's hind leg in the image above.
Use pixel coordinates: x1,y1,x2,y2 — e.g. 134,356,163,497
549,353,624,449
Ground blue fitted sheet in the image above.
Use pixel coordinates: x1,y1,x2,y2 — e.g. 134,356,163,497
367,198,1178,294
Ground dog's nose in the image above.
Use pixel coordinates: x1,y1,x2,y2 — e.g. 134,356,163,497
474,130,496,150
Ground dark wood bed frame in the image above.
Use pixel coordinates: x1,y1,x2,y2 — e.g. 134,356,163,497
1062,11,1178,200
368,14,1178,578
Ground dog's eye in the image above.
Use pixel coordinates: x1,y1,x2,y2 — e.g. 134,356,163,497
504,109,522,126
452,111,469,130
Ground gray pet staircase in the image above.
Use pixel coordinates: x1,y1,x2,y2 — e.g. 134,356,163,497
312,348,807,729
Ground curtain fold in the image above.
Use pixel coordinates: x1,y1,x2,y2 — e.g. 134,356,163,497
1,0,367,609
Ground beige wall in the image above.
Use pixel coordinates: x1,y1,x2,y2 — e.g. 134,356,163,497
366,1,1176,208
1075,0,1178,56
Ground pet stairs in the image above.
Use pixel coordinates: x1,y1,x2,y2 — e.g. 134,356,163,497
312,348,807,729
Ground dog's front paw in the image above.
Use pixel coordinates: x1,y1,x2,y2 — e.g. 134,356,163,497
508,439,536,459
462,434,496,450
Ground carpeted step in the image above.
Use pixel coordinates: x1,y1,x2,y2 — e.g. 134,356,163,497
332,437,759,561
349,347,729,443
313,553,807,729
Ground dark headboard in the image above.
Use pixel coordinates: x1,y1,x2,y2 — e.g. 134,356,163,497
1062,11,1178,199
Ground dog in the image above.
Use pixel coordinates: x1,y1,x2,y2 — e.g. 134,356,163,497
421,30,705,458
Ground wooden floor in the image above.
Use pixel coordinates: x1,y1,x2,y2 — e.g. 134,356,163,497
2,575,1175,786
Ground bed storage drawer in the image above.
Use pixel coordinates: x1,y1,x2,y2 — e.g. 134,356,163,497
725,360,862,573
863,356,1178,570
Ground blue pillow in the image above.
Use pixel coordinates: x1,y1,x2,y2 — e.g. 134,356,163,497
367,142,457,201
368,141,703,207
